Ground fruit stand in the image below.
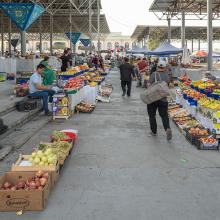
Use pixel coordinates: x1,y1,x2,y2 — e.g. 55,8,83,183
0,130,78,212
171,74,220,150
59,64,108,113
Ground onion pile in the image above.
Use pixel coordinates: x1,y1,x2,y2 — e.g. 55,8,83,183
0,171,49,191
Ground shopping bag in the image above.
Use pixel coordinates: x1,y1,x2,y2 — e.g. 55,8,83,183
140,72,170,104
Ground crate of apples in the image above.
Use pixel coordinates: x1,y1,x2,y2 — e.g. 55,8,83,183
199,137,219,150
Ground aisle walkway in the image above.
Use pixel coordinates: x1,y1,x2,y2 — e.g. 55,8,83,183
1,69,220,220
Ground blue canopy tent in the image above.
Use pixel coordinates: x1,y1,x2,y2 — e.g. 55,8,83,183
148,41,183,56
131,46,149,54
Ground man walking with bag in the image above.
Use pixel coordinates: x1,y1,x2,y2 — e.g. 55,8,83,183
147,60,172,140
119,57,134,97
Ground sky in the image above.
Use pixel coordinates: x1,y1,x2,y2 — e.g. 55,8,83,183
101,0,213,36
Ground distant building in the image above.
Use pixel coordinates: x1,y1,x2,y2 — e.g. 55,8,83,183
92,32,132,51
1,32,132,54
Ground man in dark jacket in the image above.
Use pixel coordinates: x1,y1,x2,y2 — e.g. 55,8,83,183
119,57,134,97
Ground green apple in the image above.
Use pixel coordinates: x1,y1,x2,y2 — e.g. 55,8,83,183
34,157,40,164
32,152,37,157
44,148,53,156
39,161,45,166
41,156,48,162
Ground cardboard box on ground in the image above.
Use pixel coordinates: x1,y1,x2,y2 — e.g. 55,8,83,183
11,155,59,188
0,171,51,211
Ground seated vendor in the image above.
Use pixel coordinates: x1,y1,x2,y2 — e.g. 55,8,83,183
29,64,55,116
40,55,56,86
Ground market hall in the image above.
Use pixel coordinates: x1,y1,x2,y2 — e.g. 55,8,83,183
0,0,220,219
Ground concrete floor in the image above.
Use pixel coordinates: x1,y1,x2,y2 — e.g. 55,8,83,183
1,69,220,220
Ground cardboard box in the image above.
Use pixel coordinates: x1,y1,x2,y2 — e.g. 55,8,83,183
11,155,59,188
0,171,50,211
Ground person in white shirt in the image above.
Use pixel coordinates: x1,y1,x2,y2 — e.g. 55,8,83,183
29,64,55,116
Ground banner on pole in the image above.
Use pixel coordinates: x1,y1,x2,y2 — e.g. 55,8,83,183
65,32,81,45
11,38,19,48
80,39,91,47
0,3,45,31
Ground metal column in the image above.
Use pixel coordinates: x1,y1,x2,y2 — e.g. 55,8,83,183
198,38,201,50
39,16,42,54
207,0,213,71
181,11,185,48
69,4,72,51
97,0,101,55
8,18,11,55
192,38,194,53
21,31,26,57
89,0,92,52
167,18,171,43
50,14,53,55
1,15,4,56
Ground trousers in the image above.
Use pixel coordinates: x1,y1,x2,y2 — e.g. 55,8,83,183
121,81,132,96
147,100,170,134
30,90,55,113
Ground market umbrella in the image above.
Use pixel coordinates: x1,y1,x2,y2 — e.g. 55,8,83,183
195,50,208,57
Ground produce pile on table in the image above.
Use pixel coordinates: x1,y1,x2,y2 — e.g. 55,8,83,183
59,64,89,76
170,73,220,150
64,78,84,90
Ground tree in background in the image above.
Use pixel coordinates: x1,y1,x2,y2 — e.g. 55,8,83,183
148,38,160,51
53,42,66,50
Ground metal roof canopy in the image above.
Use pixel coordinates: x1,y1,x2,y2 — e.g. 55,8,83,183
131,25,220,41
0,0,110,34
149,0,220,20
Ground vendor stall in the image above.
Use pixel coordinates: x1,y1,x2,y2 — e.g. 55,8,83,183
170,74,220,150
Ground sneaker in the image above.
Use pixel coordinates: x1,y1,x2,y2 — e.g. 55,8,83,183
148,131,157,137
45,111,53,116
122,92,126,97
166,128,172,141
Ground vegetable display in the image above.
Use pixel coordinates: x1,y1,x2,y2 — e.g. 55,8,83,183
76,102,96,113
0,171,49,191
39,141,72,164
51,131,69,141
30,149,57,166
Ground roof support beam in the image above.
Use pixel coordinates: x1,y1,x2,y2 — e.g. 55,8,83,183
167,18,171,43
207,0,213,71
181,11,185,48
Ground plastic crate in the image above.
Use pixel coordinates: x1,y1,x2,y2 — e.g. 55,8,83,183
198,141,219,150
185,129,210,147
